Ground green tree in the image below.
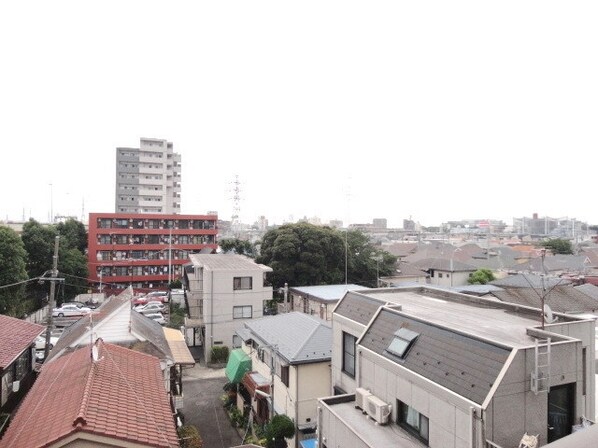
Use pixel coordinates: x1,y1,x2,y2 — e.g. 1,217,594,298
0,226,29,316
468,268,495,285
256,223,397,288
21,219,58,278
56,218,88,253
540,238,573,255
219,238,256,257
264,414,295,448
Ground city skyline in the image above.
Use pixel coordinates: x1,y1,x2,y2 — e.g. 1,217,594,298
1,2,597,228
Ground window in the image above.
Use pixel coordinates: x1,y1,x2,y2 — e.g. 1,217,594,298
438,273,443,278
386,328,419,359
115,234,128,244
233,305,252,319
99,218,112,229
114,267,128,276
99,234,111,244
281,365,290,387
233,277,253,290
14,350,31,380
397,400,429,443
342,332,357,377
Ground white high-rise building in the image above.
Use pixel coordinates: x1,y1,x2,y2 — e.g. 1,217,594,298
115,138,181,214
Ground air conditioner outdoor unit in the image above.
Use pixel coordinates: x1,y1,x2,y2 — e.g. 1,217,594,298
366,394,392,425
355,387,372,412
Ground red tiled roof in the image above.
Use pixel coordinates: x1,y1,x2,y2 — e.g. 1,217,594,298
0,314,44,369
0,341,179,448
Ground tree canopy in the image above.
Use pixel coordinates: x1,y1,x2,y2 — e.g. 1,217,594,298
468,268,495,285
219,238,256,257
540,238,573,255
256,223,397,289
0,226,28,316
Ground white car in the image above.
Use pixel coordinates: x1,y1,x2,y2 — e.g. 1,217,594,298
52,304,91,317
134,303,165,315
35,335,59,350
145,313,166,325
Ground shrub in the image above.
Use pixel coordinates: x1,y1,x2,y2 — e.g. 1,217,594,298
264,415,295,448
211,345,229,363
178,424,203,448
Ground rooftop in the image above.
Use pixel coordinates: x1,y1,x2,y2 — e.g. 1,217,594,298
0,341,179,448
188,253,272,272
341,287,582,348
0,314,44,369
289,284,369,303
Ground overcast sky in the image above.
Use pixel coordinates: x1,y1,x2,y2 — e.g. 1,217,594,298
1,1,597,229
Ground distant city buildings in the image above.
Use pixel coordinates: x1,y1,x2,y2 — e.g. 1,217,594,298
513,213,587,238
115,137,181,214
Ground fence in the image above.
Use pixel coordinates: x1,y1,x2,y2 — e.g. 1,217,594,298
24,305,49,325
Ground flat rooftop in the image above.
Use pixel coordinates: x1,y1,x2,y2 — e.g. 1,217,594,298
359,288,574,348
320,395,425,448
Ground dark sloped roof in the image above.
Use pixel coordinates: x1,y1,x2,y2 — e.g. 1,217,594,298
131,311,172,360
334,291,386,325
360,308,511,404
490,285,598,313
411,257,478,272
575,283,598,301
0,315,44,369
507,255,590,274
490,273,571,289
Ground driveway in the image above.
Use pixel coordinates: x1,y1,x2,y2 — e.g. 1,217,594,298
182,365,245,448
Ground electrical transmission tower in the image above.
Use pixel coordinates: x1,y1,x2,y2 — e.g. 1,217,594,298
231,175,241,237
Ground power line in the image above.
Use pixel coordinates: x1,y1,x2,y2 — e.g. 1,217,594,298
0,277,42,290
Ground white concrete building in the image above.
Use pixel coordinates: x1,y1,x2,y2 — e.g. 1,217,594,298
115,137,181,214
320,286,596,448
183,254,273,363
237,312,331,448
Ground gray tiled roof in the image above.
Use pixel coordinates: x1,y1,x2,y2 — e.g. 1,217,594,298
243,312,331,364
490,285,598,314
575,283,598,301
188,253,272,271
131,311,172,360
489,273,571,289
506,255,591,274
334,291,387,325
411,257,478,272
360,308,511,404
289,284,369,303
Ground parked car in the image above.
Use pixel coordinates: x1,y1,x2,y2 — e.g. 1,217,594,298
62,301,97,310
52,304,91,317
134,301,165,312
145,313,166,325
35,334,59,350
145,291,169,302
134,303,166,315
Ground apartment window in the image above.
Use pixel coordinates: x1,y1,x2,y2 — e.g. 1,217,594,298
233,305,252,319
130,250,144,259
179,220,189,229
98,218,112,229
97,251,111,261
132,266,144,276
115,235,128,244
233,277,253,290
147,235,160,244
14,350,31,380
397,400,429,444
114,267,128,276
148,219,160,229
281,365,290,387
438,273,443,278
342,332,356,377
113,219,129,229
179,235,190,244
99,234,111,244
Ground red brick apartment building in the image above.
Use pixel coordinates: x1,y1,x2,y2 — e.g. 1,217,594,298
88,213,218,293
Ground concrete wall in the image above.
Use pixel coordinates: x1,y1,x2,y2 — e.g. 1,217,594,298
331,314,366,395
358,348,476,448
290,293,336,321
319,404,370,448
296,362,331,426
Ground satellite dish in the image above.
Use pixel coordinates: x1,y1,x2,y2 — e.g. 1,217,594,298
91,345,99,362
544,304,557,324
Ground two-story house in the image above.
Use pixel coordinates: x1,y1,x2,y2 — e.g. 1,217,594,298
285,284,369,321
236,312,332,447
183,253,273,363
320,286,595,447
0,315,44,414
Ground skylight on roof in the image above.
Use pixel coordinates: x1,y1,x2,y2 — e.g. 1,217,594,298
386,327,419,358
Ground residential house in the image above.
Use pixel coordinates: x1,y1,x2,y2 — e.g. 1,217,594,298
236,312,331,447
183,253,273,363
411,258,477,287
0,315,44,413
0,340,179,447
321,286,595,447
379,261,428,287
45,287,194,412
286,284,369,321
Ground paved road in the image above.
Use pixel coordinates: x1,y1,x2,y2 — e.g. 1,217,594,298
182,365,245,448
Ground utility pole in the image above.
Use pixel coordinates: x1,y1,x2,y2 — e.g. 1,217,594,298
283,283,288,312
44,236,60,360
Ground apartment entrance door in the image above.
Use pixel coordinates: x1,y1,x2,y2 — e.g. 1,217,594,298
547,383,574,443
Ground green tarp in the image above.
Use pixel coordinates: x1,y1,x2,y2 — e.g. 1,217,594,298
225,349,252,383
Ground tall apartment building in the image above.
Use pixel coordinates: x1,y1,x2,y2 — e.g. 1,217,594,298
115,138,181,214
88,212,218,293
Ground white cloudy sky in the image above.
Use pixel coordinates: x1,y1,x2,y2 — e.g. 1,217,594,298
1,1,597,228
